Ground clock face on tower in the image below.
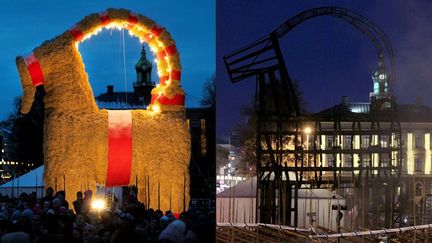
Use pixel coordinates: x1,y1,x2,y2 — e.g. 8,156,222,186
379,73,387,80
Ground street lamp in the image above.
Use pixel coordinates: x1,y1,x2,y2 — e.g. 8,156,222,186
304,127,312,135
303,126,313,165
303,126,313,227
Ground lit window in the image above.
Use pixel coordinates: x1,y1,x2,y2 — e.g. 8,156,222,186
361,136,370,148
380,135,389,148
362,155,371,167
380,156,389,167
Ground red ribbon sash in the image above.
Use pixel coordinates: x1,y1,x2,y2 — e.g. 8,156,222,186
127,13,138,29
151,93,185,106
69,26,84,42
99,11,110,26
150,25,164,37
23,53,44,86
170,70,181,81
106,110,133,187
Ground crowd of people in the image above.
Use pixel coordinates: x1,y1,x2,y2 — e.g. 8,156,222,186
0,187,215,243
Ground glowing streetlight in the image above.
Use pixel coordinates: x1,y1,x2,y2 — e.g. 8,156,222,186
303,126,312,135
303,126,314,227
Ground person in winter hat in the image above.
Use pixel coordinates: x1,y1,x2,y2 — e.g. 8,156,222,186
158,220,186,243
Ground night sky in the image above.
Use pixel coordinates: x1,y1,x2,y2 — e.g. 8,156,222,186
216,0,432,138
0,0,215,120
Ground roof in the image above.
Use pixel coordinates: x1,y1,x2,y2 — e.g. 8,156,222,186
95,92,145,109
397,104,432,122
314,101,432,123
312,103,369,120
96,101,147,110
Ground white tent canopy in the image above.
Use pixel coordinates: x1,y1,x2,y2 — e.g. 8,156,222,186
0,165,44,197
217,176,347,230
0,166,123,202
0,165,44,188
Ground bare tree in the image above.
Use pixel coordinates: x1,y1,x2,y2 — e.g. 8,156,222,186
236,79,306,177
200,74,215,108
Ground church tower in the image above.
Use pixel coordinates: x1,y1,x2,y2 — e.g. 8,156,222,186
133,45,155,106
369,66,394,113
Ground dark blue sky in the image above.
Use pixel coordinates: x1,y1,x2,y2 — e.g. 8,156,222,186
217,0,432,138
0,0,215,119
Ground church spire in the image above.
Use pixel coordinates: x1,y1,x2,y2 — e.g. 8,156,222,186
134,45,155,106
135,45,153,85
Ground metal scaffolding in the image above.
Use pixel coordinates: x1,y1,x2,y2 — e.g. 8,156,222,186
223,6,401,228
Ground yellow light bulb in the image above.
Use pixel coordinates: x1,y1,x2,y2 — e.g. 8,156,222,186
152,105,161,113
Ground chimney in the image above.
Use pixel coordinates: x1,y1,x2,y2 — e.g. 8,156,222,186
341,96,350,107
107,85,114,95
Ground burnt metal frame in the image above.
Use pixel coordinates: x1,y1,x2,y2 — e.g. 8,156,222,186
223,7,401,227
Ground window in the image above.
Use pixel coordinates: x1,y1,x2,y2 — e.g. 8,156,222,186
399,183,406,195
416,183,423,196
345,156,353,167
361,136,370,148
327,136,334,149
391,133,398,147
343,136,352,149
401,158,406,172
415,134,423,148
328,155,334,167
415,157,423,172
362,155,371,167
380,156,389,168
380,135,389,148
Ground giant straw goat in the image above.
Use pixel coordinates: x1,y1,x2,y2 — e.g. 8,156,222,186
15,9,190,213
